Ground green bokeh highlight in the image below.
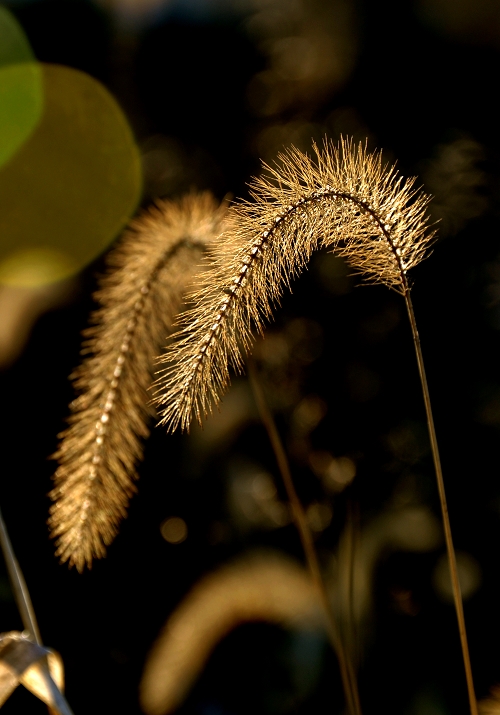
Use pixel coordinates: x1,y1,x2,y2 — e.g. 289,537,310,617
0,63,142,286
0,6,43,168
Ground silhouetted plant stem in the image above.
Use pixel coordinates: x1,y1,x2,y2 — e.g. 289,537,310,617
247,357,362,715
0,504,41,644
404,289,478,715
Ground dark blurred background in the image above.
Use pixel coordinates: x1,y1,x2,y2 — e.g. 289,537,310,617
1,0,500,713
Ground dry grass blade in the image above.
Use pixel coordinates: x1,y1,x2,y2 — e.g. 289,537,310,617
153,137,435,431
49,193,226,571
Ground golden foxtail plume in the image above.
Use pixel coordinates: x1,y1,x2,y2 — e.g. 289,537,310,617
49,193,226,571
153,138,435,431
152,141,479,715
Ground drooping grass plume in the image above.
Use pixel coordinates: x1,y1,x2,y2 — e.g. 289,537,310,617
154,139,479,715
140,551,321,715
153,138,434,431
49,193,226,572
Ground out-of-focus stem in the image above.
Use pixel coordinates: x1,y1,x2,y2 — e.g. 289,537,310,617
404,289,478,715
247,357,362,715
344,501,357,668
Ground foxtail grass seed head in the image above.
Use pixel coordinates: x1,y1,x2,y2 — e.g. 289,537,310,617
153,138,435,432
49,193,226,571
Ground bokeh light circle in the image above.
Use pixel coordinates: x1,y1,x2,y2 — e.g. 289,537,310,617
0,63,142,287
160,517,188,544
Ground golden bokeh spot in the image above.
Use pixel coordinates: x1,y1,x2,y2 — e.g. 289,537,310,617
0,7,42,168
0,63,142,287
160,517,188,544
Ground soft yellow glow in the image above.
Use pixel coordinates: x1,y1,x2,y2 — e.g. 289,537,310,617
291,395,327,435
0,248,76,288
228,467,291,530
306,502,332,532
309,451,356,493
0,277,75,369
0,63,142,286
433,551,482,602
478,685,500,714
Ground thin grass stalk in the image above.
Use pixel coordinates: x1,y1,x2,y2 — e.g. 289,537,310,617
0,505,74,715
344,500,357,668
404,290,478,715
247,357,362,715
0,504,41,644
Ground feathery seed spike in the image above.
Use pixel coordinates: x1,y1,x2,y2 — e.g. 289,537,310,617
49,193,226,571
153,138,435,433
